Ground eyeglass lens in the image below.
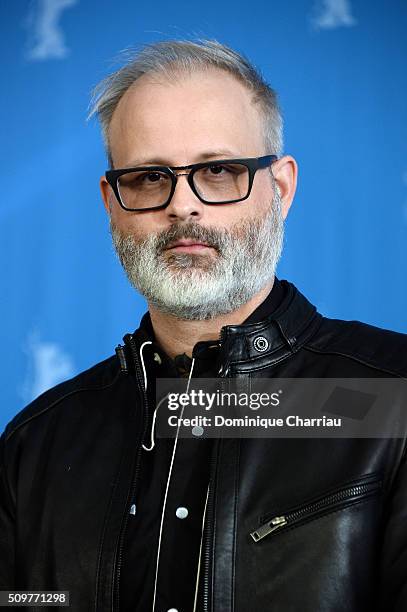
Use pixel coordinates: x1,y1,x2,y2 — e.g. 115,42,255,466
117,163,250,209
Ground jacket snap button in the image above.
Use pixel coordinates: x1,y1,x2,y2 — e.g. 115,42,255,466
253,336,269,352
176,507,189,519
192,425,204,437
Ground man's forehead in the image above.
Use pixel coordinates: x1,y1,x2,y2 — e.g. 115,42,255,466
110,69,261,132
108,68,265,166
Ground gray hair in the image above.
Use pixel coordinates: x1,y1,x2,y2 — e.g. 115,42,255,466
88,39,283,167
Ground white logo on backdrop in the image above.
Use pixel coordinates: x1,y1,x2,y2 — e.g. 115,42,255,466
25,0,78,61
312,0,357,30
21,331,75,403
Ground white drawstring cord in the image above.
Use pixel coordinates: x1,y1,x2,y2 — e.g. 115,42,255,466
185,357,196,396
138,340,160,452
139,341,152,391
142,394,169,451
151,357,196,612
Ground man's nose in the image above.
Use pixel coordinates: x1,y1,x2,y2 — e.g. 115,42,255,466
164,172,205,222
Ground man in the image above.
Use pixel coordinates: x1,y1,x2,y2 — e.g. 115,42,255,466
1,39,406,612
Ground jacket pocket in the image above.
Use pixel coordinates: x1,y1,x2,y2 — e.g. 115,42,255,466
250,472,382,543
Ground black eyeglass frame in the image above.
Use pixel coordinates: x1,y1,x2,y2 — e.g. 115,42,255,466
105,154,278,212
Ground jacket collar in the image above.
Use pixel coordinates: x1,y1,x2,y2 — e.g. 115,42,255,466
217,280,322,374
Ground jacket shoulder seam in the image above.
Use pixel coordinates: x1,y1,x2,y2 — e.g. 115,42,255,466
304,345,407,379
5,368,122,442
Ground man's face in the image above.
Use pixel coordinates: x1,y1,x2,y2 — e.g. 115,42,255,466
100,68,296,320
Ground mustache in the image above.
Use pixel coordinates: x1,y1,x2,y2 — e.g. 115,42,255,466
154,222,225,253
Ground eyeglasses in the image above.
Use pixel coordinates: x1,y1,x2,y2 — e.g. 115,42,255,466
105,154,278,212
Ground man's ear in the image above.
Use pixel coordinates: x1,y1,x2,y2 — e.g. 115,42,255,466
272,155,298,220
100,176,112,215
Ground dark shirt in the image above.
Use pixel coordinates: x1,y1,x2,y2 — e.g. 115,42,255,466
120,278,286,611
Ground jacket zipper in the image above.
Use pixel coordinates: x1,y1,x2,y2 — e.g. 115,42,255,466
113,334,151,611
201,444,219,612
217,326,229,376
250,478,381,543
202,336,228,612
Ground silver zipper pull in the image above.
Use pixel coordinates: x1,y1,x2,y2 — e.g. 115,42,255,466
250,516,287,542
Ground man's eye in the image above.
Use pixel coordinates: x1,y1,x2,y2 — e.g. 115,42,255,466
119,171,168,190
143,172,163,182
209,165,226,175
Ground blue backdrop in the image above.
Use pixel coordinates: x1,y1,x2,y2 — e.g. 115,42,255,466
2,0,406,430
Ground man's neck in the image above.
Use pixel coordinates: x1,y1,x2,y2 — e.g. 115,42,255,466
148,278,275,359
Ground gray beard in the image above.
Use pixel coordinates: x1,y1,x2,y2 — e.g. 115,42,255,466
110,192,284,321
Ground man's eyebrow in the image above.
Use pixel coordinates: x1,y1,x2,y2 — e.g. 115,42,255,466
195,149,239,161
123,150,240,168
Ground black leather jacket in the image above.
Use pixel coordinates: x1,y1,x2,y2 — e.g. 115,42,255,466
1,280,407,611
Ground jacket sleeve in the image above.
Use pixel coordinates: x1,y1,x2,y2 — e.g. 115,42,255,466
379,441,407,611
0,430,15,588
